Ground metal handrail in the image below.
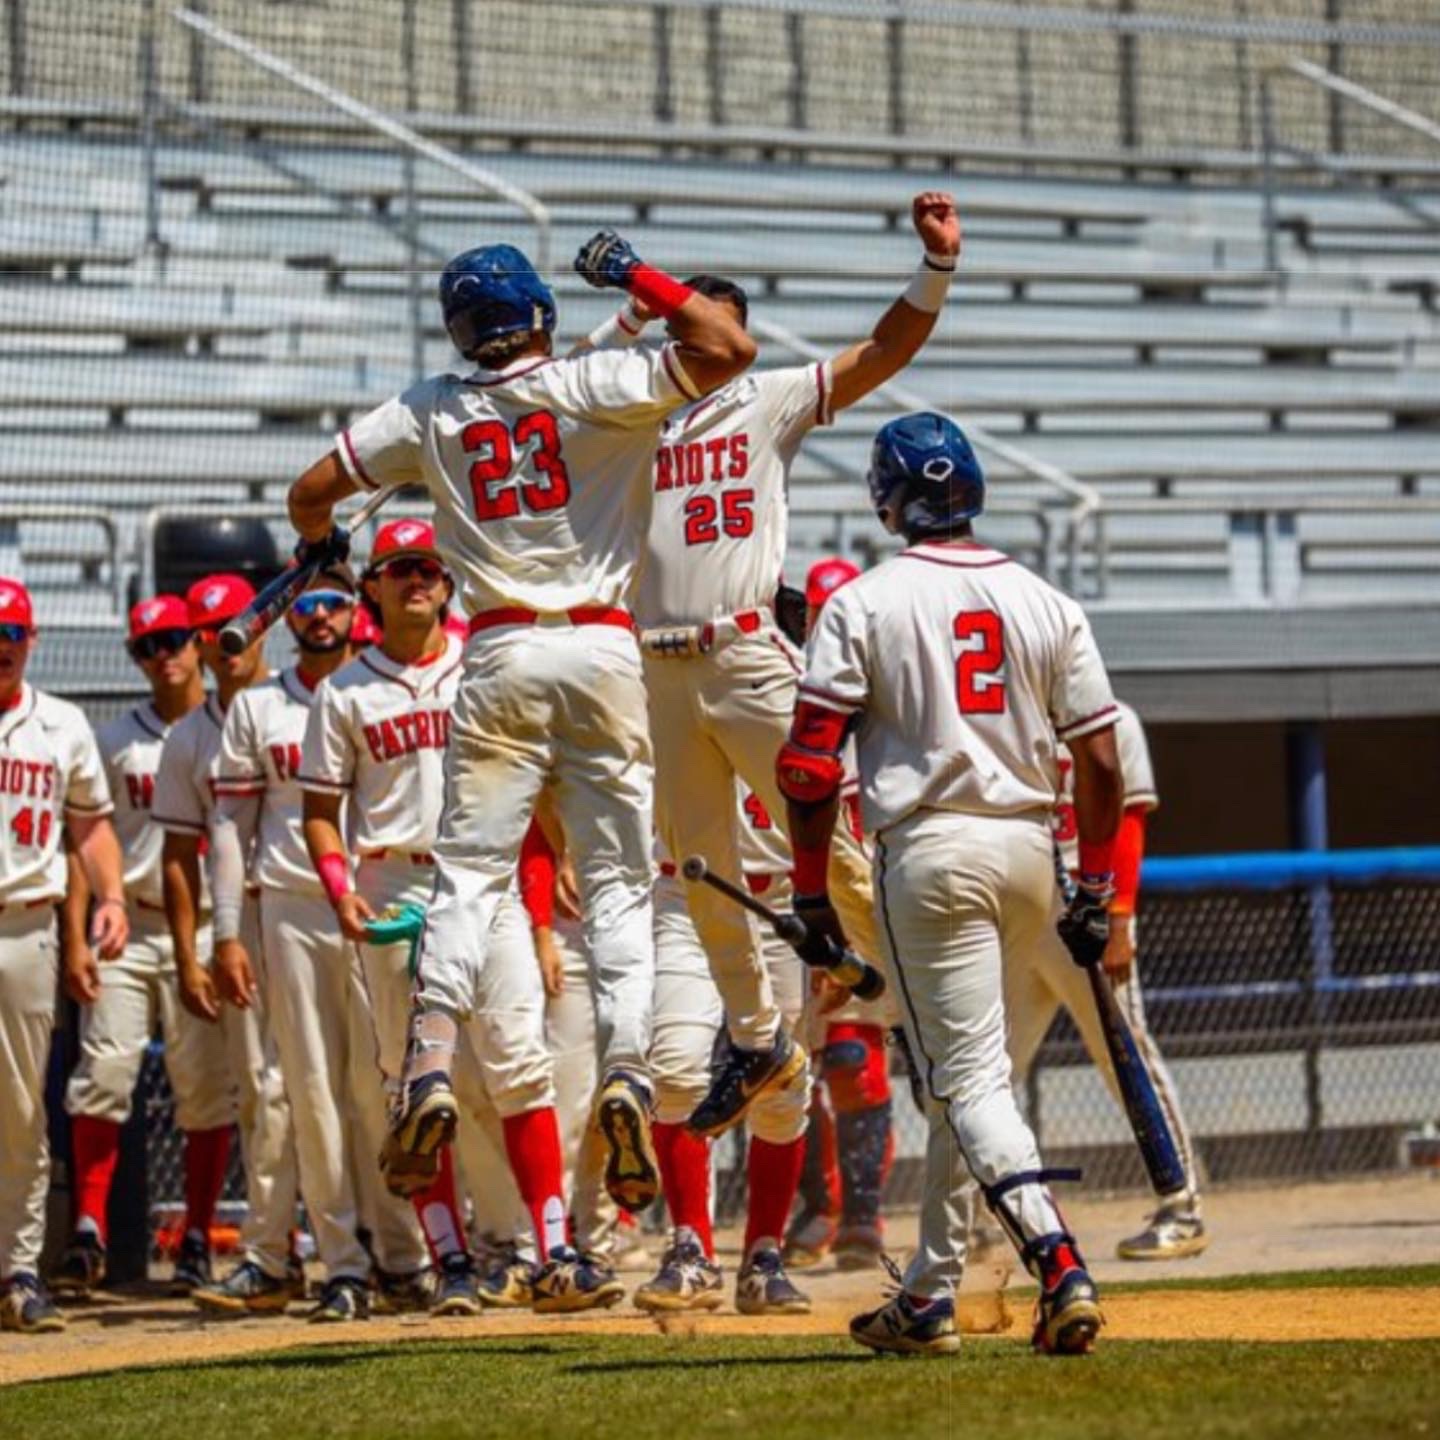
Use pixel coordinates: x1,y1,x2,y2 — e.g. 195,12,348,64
750,315,1104,597
0,507,126,618
1261,59,1440,271
168,7,553,276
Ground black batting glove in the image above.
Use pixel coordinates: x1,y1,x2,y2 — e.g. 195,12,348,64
293,525,350,570
792,892,847,968
1057,882,1113,970
774,583,807,648
574,229,643,290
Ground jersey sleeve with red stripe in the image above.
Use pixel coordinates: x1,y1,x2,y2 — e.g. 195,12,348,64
1050,596,1118,742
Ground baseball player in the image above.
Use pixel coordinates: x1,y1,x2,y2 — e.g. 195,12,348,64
55,597,235,1300
580,197,959,1305
300,519,593,1314
0,579,128,1334
1008,699,1207,1259
636,789,812,1315
151,574,304,1315
783,558,895,1275
285,235,755,1295
779,413,1120,1358
210,566,430,1322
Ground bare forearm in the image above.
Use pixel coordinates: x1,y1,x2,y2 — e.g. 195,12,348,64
61,847,91,952
162,845,202,972
73,818,125,904
288,451,357,543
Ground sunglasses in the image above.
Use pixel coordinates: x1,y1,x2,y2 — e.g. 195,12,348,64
291,590,354,620
130,628,194,661
379,557,446,583
0,622,32,644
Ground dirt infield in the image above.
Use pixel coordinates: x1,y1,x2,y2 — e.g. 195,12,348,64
5,1175,1438,1388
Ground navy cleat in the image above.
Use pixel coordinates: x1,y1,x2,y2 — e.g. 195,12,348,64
193,1260,294,1315
531,1246,625,1314
735,1241,811,1317
595,1069,660,1214
851,1293,959,1357
307,1275,371,1324
633,1230,724,1314
52,1230,106,1300
170,1229,213,1296
1,1274,66,1334
687,1030,808,1139
1032,1238,1103,1355
382,1071,458,1198
431,1253,483,1317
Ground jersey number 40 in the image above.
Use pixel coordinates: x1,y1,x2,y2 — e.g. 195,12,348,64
954,609,1006,714
463,411,570,522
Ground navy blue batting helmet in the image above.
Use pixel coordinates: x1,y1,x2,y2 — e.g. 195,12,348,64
866,412,985,540
440,244,556,360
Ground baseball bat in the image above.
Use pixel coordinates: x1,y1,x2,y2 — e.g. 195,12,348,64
1083,960,1188,1197
218,485,398,656
680,854,886,1001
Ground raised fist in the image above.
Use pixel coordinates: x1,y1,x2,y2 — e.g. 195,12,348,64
574,229,643,290
912,190,961,261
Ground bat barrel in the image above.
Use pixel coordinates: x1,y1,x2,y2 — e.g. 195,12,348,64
218,620,253,656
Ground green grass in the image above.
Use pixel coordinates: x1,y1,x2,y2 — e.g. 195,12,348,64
5,1334,1439,1440
1099,1261,1440,1295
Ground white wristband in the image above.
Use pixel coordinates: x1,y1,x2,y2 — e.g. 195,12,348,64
586,302,649,350
902,252,956,314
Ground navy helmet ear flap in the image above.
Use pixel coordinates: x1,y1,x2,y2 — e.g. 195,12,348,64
440,244,556,360
866,412,985,541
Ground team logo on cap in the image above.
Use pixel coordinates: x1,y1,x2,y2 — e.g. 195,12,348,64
139,601,164,627
922,457,956,482
200,584,229,613
392,522,427,546
0,588,12,609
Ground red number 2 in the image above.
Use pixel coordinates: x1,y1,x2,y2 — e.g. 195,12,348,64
462,410,571,523
954,610,1006,714
684,489,754,547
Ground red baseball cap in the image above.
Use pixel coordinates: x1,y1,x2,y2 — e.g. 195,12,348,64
805,557,861,607
0,578,35,630
369,518,442,568
128,595,191,641
186,573,256,629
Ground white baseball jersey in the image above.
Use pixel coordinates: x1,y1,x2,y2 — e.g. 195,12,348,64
1054,699,1157,870
335,347,701,616
95,702,177,909
214,669,329,894
800,541,1117,834
0,684,112,904
633,363,834,626
299,634,464,853
152,694,225,841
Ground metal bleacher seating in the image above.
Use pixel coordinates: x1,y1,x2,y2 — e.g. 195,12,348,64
2,118,1439,678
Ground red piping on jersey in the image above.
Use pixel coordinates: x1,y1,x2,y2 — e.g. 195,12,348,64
468,607,634,637
1056,703,1119,737
464,357,554,388
814,362,830,427
898,548,1012,570
340,429,377,490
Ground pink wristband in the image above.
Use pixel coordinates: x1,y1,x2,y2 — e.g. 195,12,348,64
317,853,352,907
626,263,694,319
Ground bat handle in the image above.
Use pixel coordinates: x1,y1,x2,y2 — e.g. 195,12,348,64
779,915,886,1000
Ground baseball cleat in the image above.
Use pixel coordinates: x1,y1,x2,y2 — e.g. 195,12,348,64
390,1071,459,1157
633,1230,724,1314
52,1229,106,1300
1032,1241,1103,1356
307,1275,371,1324
371,1266,435,1315
596,1069,661,1214
170,1228,213,1296
735,1241,812,1317
782,1209,837,1270
1,1273,66,1334
477,1247,535,1309
531,1246,626,1314
1116,1204,1209,1261
834,1225,885,1272
431,1253,484,1318
850,1291,960,1357
687,1031,808,1139
193,1260,295,1315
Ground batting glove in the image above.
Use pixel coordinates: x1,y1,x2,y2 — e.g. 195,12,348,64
1057,882,1113,970
294,525,351,570
792,892,847,967
574,229,643,290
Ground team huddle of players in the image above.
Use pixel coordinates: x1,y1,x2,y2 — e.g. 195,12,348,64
0,193,1207,1357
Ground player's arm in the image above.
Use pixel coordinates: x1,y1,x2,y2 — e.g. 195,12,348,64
163,829,219,1023
209,792,260,1008
1104,805,1148,983
60,838,99,1005
302,790,371,944
1056,725,1123,971
575,230,755,395
67,812,127,961
827,192,961,414
289,450,358,546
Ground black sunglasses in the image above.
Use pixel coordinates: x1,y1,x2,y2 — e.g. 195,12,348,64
130,628,194,661
380,557,447,582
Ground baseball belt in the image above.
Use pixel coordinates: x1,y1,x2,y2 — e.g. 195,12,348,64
638,607,769,660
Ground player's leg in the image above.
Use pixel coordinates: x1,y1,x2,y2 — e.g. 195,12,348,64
0,913,65,1334
634,875,725,1313
824,1020,893,1271
195,902,303,1315
258,890,372,1302
156,915,241,1297
398,633,554,1166
550,627,660,1213
860,814,1101,1357
784,1092,840,1268
737,926,813,1316
57,923,155,1297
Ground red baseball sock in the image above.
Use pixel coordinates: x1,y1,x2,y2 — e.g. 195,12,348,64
653,1120,714,1258
744,1136,806,1256
502,1107,568,1263
411,1144,467,1263
183,1125,232,1239
70,1115,121,1243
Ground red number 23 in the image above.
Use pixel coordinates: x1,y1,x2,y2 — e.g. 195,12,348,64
462,410,571,523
